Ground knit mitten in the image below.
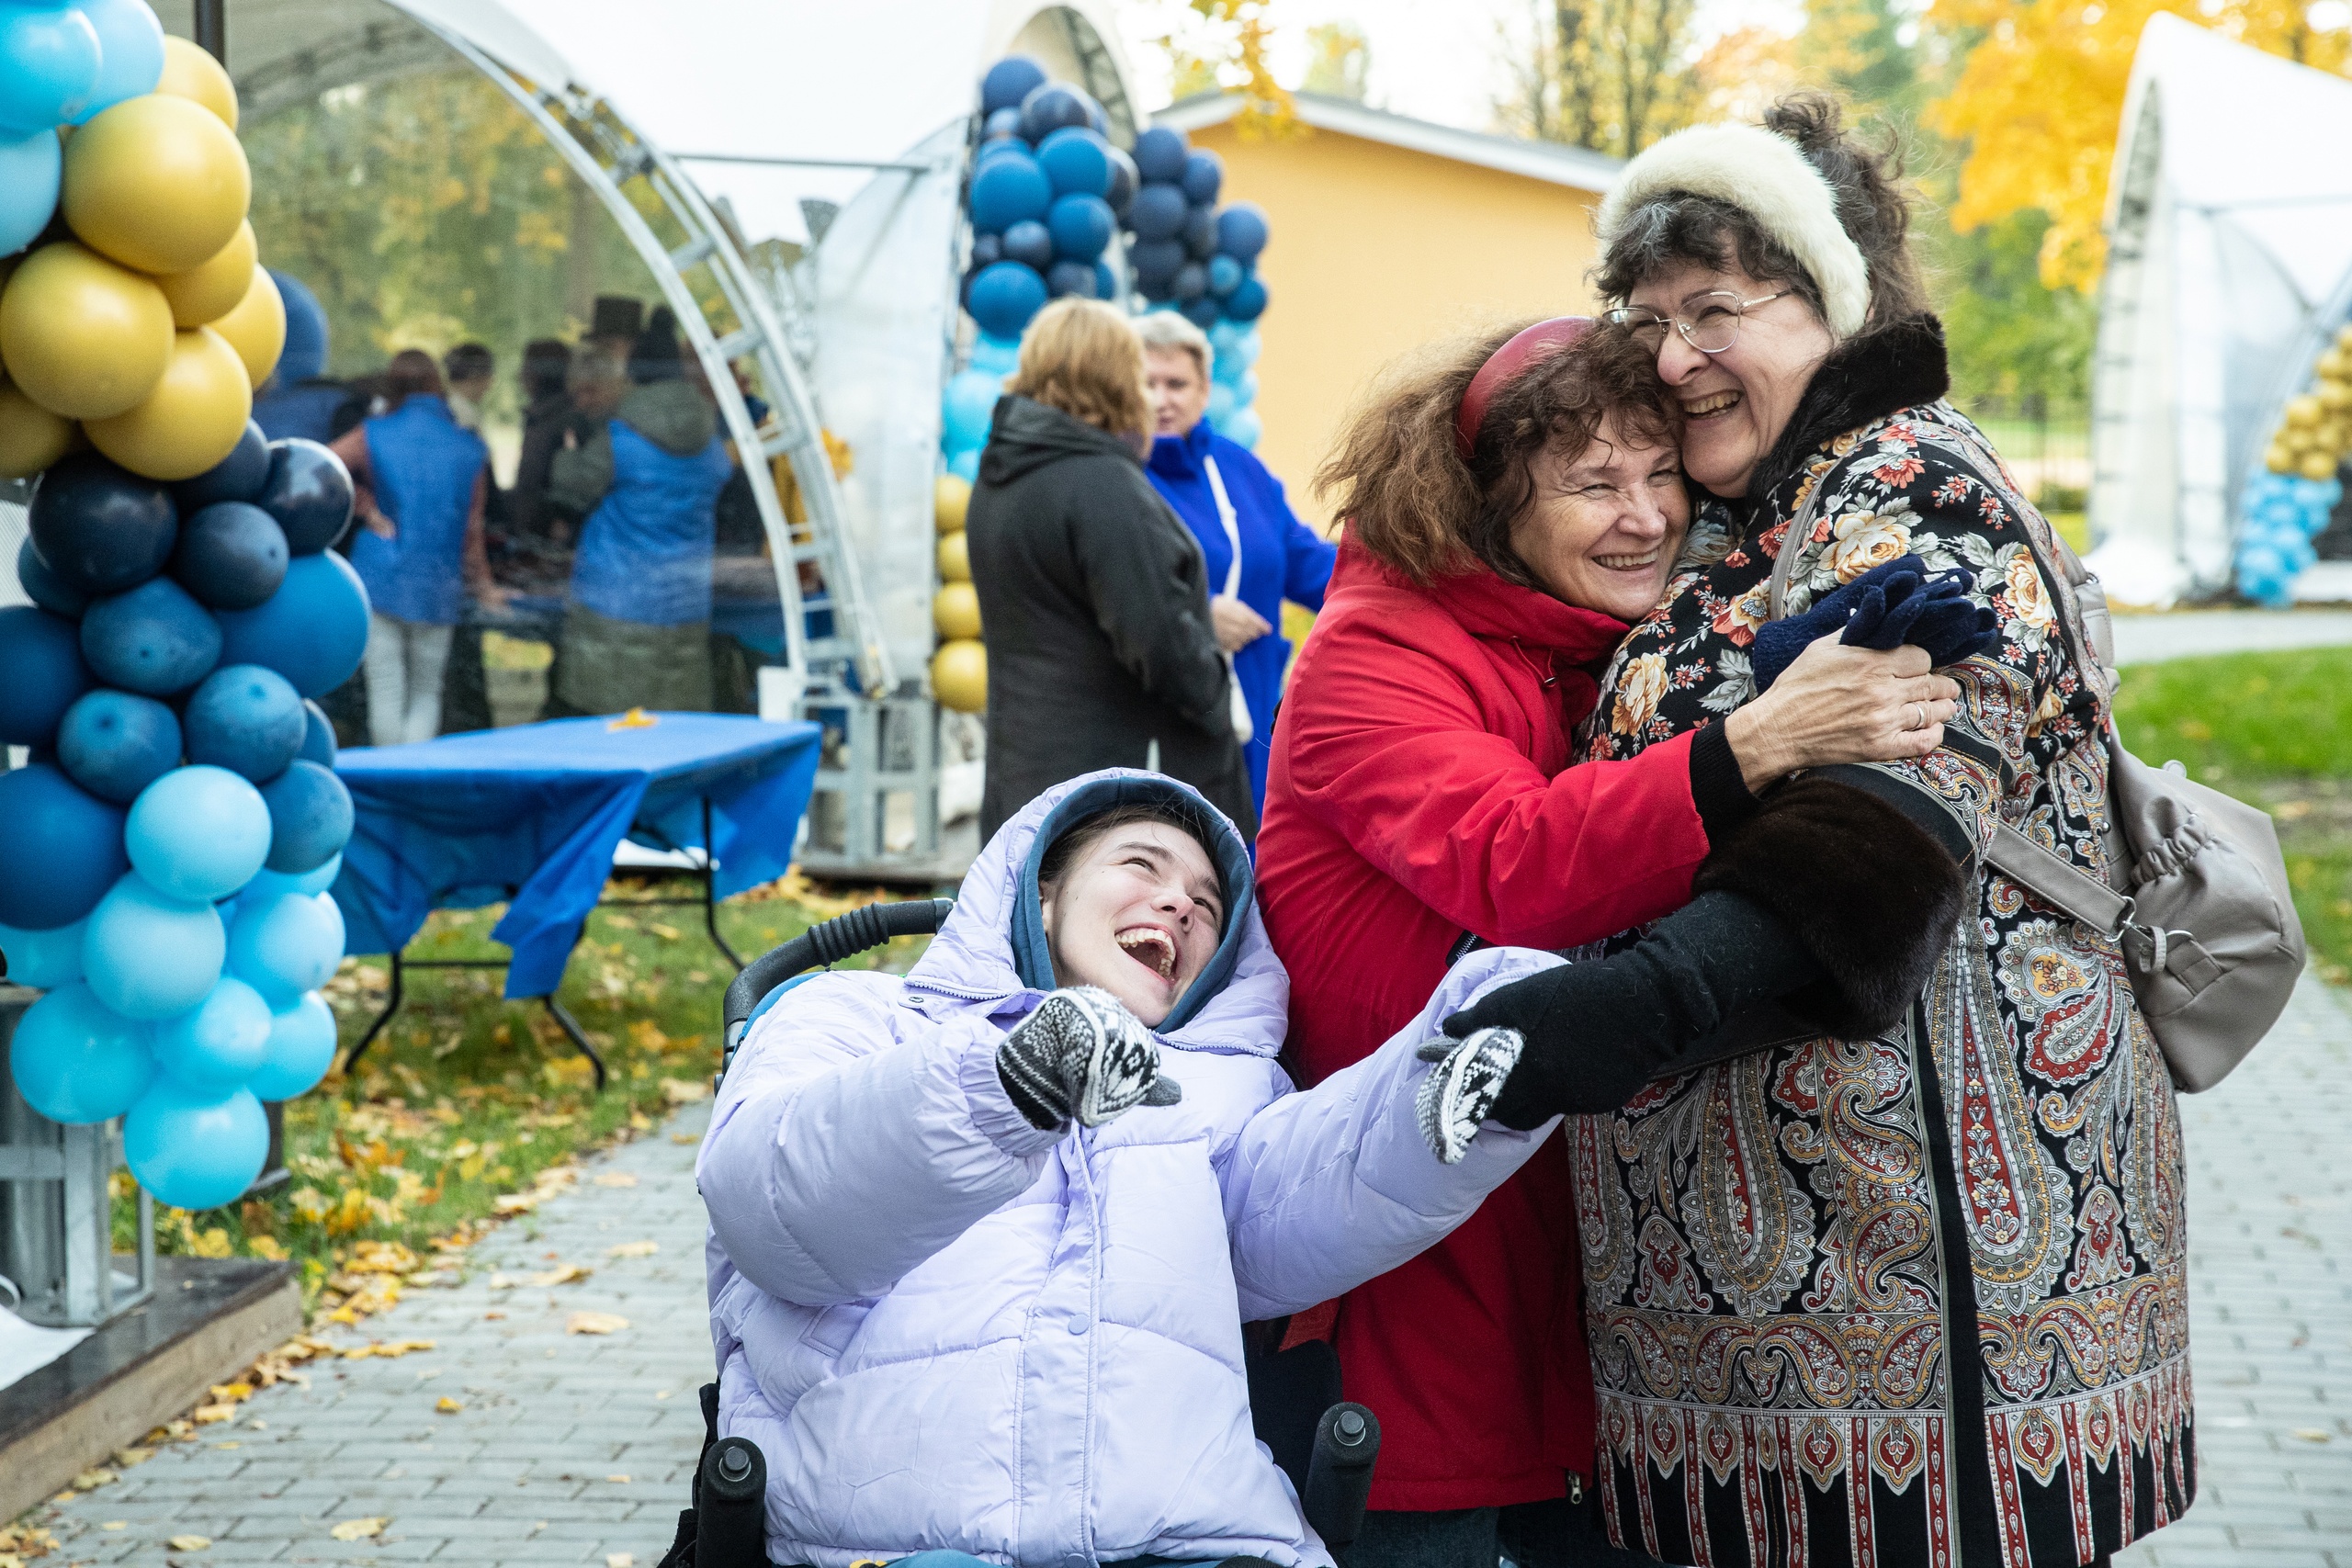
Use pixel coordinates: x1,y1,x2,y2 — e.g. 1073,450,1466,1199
996,987,1183,1132
1412,1027,1525,1165
1750,553,1997,691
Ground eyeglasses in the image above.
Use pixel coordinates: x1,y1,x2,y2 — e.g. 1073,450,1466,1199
1602,289,1793,355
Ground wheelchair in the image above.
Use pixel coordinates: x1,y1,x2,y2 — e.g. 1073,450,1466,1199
661,900,1383,1568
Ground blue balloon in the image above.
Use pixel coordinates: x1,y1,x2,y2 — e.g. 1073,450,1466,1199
1222,406,1262,450
299,698,336,768
0,916,83,987
151,974,271,1092
0,2,99,133
1180,295,1223,331
127,763,271,902
257,758,351,874
1093,259,1118,302
214,550,371,699
1224,325,1262,372
968,333,1022,376
1206,254,1244,298
1017,82,1098,146
1128,183,1187,243
0,125,60,254
1047,193,1114,260
56,687,180,803
184,663,305,782
225,887,344,1004
1172,262,1208,302
17,538,85,617
1105,145,1136,221
171,501,288,610
1230,367,1259,408
971,137,1034,176
244,989,335,1100
66,0,162,123
1046,259,1098,299
124,1080,266,1211
1181,150,1224,206
1129,237,1186,287
172,420,272,512
0,604,90,745
1036,126,1113,198
83,871,222,1021
28,450,176,596
980,54,1047,115
81,575,220,695
1206,381,1237,429
1181,202,1218,260
946,447,980,484
270,271,327,388
8,981,152,1123
1000,217,1053,272
1132,127,1189,184
1225,275,1270,322
0,762,124,930
1216,202,1270,264
254,439,353,555
981,106,1024,141
967,152,1051,234
243,851,339,899
942,367,1002,455
965,260,1047,342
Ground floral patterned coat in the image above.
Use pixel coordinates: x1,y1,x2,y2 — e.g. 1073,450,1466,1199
1575,318,2192,1568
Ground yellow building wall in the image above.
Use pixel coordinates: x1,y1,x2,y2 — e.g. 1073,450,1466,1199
1186,120,1607,530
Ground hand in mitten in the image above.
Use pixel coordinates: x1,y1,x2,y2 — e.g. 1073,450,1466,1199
1752,554,1928,691
1412,1027,1524,1165
1754,553,2000,692
996,986,1183,1133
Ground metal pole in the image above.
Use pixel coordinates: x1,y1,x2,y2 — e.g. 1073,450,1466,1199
193,0,225,61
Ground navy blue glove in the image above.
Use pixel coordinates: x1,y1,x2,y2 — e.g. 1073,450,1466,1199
1750,553,2000,692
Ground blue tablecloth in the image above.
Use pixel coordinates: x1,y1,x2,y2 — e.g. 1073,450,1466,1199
332,714,821,998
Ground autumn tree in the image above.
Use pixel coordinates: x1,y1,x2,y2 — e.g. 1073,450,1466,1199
1155,0,1298,136
1302,21,1371,101
1498,0,1700,157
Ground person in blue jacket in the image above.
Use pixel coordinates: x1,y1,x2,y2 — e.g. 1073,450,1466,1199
1138,311,1336,811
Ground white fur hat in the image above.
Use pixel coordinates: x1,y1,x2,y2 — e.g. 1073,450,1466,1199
1595,122,1871,340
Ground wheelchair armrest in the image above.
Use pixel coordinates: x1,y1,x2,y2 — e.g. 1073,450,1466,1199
1303,1401,1380,1550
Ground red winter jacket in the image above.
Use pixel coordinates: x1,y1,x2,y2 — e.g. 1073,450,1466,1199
1257,539,1748,1510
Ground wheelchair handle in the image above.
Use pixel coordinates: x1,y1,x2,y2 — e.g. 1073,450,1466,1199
695,1436,768,1566
723,897,955,1041
1303,1401,1380,1549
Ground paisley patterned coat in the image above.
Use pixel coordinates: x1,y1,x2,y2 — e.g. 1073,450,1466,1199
1575,319,2193,1568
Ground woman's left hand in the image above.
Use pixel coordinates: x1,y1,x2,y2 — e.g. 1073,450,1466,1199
1210,594,1272,652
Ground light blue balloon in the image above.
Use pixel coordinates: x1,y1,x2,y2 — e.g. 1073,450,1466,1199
968,334,1021,376
243,852,342,898
946,447,980,484
65,0,161,122
0,2,100,134
1221,405,1262,450
82,873,224,1021
7,980,152,1123
126,764,273,904
1230,367,1259,408
245,990,335,1100
942,367,1002,454
0,915,84,988
1205,381,1236,428
225,888,345,1006
0,126,59,254
124,1080,266,1211
151,975,271,1092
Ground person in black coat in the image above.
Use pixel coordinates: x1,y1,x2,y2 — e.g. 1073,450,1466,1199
967,299,1254,840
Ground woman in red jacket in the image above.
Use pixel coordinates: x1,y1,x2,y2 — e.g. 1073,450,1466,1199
1255,321,1962,1566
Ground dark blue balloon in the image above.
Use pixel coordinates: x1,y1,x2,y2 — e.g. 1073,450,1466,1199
0,764,126,931
1182,202,1218,260
1036,126,1113,198
966,261,1049,341
980,54,1047,115
967,152,1051,234
1001,219,1054,271
298,700,336,768
0,606,91,746
1172,262,1209,302
171,502,289,611
1181,295,1223,330
1046,259,1099,299
214,551,372,700
17,539,85,619
1047,193,1114,260
1225,274,1269,322
1181,149,1224,206
82,577,220,696
1133,126,1189,183
1105,145,1137,220
982,106,1025,141
172,420,271,512
1129,237,1186,283
56,689,181,803
28,452,177,597
968,231,1004,270
258,760,353,874
1216,202,1270,264
1128,183,1188,243
972,137,1034,172
184,664,307,783
1018,83,1098,145
1207,254,1244,298
256,440,354,556
1094,259,1118,302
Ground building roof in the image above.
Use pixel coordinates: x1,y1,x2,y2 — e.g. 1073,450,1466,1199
1156,90,1623,193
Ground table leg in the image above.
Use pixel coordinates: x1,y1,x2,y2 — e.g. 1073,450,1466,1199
343,950,407,1086
702,797,744,973
537,996,606,1091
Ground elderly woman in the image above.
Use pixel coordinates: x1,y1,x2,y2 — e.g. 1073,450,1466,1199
968,299,1252,839
1256,320,1973,1568
1137,311,1336,814
1568,95,2187,1567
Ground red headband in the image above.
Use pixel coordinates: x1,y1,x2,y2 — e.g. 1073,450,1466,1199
1453,316,1595,459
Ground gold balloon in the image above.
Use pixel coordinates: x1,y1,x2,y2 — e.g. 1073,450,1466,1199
937,528,970,582
2287,394,2324,430
2301,452,2342,482
209,264,285,388
933,581,983,640
2267,443,2298,475
157,220,257,327
931,639,988,714
156,37,239,129
2324,349,2350,380
935,473,970,536
0,243,174,419
64,95,252,276
0,381,78,479
85,326,252,481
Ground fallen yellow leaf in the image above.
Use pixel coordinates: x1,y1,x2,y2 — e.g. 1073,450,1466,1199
435,1396,463,1414
329,1517,390,1541
662,1077,711,1105
190,1404,236,1424
567,1311,628,1336
528,1263,592,1287
671,1132,699,1145
72,1468,116,1490
168,1535,211,1551
492,1193,539,1215
607,1555,636,1568
605,1473,630,1483
593,1172,638,1189
607,1240,659,1258
102,1521,126,1530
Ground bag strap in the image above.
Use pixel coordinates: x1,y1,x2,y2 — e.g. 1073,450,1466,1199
1203,455,1245,601
1983,822,2132,938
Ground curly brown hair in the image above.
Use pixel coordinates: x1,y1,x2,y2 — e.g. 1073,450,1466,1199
1005,299,1152,442
1316,321,1682,588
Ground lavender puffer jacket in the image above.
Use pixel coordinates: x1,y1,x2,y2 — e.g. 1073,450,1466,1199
697,772,1563,1568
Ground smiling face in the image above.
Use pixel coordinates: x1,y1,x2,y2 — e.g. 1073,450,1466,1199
1627,259,1837,498
1040,818,1225,1028
1507,411,1692,623
1147,346,1212,438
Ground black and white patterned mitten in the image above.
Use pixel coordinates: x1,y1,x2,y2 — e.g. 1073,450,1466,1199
1413,1027,1525,1165
997,987,1184,1132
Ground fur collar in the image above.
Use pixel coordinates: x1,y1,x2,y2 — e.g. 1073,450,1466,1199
1745,313,1951,504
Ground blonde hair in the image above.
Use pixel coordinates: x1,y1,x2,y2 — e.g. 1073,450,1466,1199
1135,310,1213,384
1006,299,1151,440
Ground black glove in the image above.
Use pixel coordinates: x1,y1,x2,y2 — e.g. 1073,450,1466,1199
1751,553,1999,691
996,987,1182,1133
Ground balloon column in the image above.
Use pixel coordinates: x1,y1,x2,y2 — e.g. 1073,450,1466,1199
930,472,986,714
2242,321,2352,605
1,10,366,1213
1125,124,1270,451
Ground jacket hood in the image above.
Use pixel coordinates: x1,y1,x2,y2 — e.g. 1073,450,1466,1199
1148,418,1216,481
904,768,1285,1055
619,378,718,457
978,395,1141,487
1329,535,1628,667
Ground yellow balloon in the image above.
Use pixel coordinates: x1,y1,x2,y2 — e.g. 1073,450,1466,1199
2267,443,2299,475
85,326,252,481
933,581,983,640
155,37,239,129
931,639,988,714
2301,452,2342,482
2322,378,2352,413
0,381,78,479
937,528,970,582
2324,349,2349,380
0,243,174,419
209,264,285,388
157,220,257,327
64,95,252,276
935,473,970,536
2287,394,2324,430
